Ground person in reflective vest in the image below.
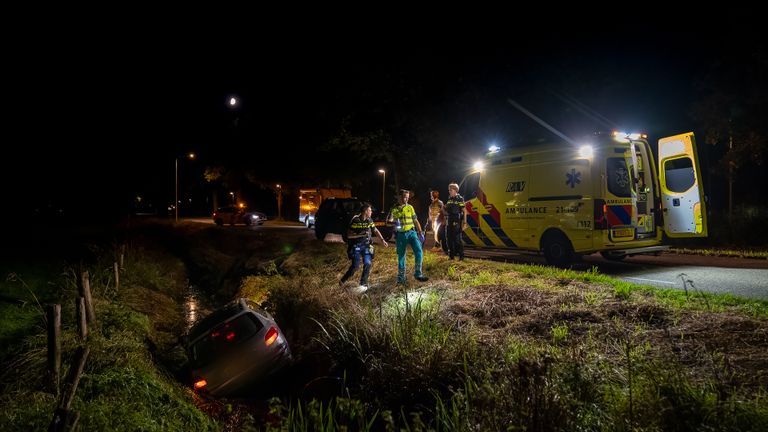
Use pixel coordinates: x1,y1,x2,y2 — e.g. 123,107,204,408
387,189,428,284
443,183,467,260
340,204,388,290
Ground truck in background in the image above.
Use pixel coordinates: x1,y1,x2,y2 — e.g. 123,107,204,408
299,188,352,227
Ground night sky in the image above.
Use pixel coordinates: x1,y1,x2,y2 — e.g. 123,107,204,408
4,9,765,220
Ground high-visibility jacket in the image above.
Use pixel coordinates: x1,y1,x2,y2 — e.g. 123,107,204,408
390,204,416,232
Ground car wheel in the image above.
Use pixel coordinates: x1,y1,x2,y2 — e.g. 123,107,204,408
244,218,252,226
215,218,223,226
600,251,627,261
542,231,574,267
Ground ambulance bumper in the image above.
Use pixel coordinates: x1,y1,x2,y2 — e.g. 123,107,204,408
602,245,670,258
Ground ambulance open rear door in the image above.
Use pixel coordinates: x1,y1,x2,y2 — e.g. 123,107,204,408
658,132,708,238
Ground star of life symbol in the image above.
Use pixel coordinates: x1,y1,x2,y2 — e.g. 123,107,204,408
566,169,581,188
615,167,629,188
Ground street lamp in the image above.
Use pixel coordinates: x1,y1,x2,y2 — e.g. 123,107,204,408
229,192,235,204
276,184,283,221
175,152,195,223
378,169,386,211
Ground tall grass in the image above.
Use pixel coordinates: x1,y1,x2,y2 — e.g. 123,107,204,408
0,242,217,431
285,247,768,431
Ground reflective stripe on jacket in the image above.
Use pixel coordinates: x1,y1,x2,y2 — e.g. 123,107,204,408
390,204,416,232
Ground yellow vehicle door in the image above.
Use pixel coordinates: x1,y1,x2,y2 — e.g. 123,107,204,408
604,147,636,242
658,132,708,237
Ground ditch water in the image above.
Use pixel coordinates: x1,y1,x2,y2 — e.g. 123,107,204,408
183,283,214,331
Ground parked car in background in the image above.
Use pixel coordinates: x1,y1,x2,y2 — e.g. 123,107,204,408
184,298,292,397
213,206,267,226
313,197,392,242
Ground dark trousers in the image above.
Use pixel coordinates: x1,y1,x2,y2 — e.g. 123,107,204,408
446,219,464,259
341,245,372,286
437,223,448,253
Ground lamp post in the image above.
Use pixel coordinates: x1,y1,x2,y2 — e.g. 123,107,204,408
175,153,195,223
378,169,386,211
276,184,283,220
229,192,235,204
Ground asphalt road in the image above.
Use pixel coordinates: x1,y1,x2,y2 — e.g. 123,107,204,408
459,247,768,300
185,218,768,301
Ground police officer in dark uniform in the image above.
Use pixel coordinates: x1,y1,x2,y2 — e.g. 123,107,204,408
443,183,467,260
340,203,388,290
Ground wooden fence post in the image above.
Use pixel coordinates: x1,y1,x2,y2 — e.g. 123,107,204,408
46,304,61,394
49,346,89,432
76,297,88,341
113,262,120,292
79,271,96,324
58,346,90,411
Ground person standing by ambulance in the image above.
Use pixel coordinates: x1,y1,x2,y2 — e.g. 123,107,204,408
340,203,388,290
426,190,446,252
388,189,429,285
443,183,467,260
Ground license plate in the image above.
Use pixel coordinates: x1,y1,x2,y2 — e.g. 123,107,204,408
374,221,385,227
612,228,634,238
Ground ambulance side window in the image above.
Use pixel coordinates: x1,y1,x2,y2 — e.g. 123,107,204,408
663,157,695,193
607,158,631,197
461,173,480,200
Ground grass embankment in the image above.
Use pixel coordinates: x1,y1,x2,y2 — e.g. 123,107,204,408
238,241,768,431
0,242,216,431
5,227,765,431
669,247,768,260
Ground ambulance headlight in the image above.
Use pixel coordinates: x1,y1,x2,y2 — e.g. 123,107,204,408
578,145,594,159
473,161,484,171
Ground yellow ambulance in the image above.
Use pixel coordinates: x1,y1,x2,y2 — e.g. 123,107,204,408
459,131,707,265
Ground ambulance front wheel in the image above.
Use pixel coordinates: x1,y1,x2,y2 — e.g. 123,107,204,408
542,231,574,267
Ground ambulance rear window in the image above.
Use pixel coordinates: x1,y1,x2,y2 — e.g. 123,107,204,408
607,158,631,197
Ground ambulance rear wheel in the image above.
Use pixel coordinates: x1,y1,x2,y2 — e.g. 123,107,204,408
600,251,626,261
542,231,574,267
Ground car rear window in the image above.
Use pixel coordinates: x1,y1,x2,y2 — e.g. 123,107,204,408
191,313,264,367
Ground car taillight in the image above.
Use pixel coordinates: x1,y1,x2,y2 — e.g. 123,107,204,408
265,326,278,347
594,199,607,229
225,331,236,341
194,378,207,389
